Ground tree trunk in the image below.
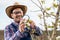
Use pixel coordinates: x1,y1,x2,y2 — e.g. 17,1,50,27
51,3,60,40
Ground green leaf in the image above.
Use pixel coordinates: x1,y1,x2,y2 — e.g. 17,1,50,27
53,3,58,8
53,0,55,1
48,26,54,28
58,20,60,23
50,12,54,15
46,14,50,17
26,23,30,29
46,7,51,11
41,0,45,4
52,22,55,25
38,14,42,19
50,12,56,16
50,12,54,14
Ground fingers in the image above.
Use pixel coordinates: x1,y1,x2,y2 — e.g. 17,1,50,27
19,19,26,32
20,24,25,28
21,24,25,32
19,23,25,32
20,19,25,24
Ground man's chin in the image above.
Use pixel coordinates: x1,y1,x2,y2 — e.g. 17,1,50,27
15,19,20,23
16,21,20,23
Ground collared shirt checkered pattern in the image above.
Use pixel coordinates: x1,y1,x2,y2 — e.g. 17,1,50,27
4,22,42,40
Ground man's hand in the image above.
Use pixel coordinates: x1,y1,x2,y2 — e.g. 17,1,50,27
29,20,35,29
19,19,25,32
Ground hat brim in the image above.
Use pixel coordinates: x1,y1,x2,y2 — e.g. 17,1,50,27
6,5,27,19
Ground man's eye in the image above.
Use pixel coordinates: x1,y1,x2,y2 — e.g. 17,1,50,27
14,12,21,14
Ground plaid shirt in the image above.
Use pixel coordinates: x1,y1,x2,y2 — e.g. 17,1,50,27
4,22,43,40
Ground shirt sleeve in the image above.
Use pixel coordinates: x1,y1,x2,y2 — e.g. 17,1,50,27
4,26,24,40
34,27,43,36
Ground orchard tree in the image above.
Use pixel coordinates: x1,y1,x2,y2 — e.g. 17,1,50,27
30,0,60,40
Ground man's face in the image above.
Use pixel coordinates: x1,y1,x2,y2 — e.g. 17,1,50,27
11,8,23,23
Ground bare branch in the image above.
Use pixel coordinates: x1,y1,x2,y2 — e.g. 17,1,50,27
39,23,44,26
31,0,41,9
51,2,60,40
37,0,43,10
30,10,41,12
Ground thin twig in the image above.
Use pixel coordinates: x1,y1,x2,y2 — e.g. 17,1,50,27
30,10,41,12
31,0,41,9
39,23,44,26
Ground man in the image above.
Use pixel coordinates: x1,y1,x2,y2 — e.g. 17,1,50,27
4,2,43,40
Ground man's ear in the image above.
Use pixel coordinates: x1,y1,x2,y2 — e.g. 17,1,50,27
11,14,13,19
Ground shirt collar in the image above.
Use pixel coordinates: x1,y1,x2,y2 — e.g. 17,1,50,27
12,21,19,27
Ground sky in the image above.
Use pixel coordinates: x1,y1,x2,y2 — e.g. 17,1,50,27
0,0,59,30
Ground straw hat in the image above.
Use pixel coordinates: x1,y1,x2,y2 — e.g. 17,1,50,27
6,2,27,19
